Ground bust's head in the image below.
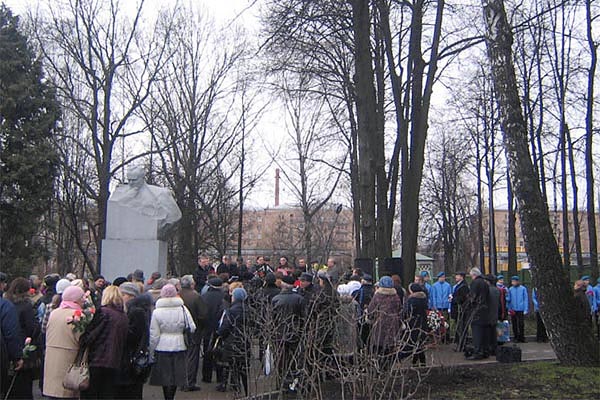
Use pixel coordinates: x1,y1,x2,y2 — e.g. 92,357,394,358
127,166,146,189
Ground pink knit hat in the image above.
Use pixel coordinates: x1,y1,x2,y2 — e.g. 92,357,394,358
62,286,85,302
160,283,177,298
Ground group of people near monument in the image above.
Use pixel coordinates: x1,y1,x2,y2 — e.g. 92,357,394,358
1,257,599,400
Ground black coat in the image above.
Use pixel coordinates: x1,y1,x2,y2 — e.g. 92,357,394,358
216,300,250,364
402,291,429,345
261,284,281,301
193,266,210,293
272,289,305,342
118,294,152,384
450,280,469,320
468,276,489,324
201,287,226,337
487,285,501,325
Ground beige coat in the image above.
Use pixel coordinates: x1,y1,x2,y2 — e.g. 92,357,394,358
43,307,82,399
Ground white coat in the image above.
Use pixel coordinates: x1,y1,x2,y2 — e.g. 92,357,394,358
149,297,196,356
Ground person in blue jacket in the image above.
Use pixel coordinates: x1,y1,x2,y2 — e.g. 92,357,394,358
507,276,528,343
1,296,24,398
581,276,597,313
431,272,452,311
431,272,452,343
532,288,547,342
420,271,433,309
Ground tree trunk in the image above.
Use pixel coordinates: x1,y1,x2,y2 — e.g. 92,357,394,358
481,0,600,366
351,0,377,259
507,171,517,277
565,124,583,270
559,122,570,269
585,0,598,281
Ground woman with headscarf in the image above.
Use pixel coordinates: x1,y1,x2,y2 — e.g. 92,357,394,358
148,284,196,400
43,285,86,399
5,278,41,400
366,276,403,370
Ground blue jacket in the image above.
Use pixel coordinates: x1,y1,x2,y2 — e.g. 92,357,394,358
0,297,23,361
594,284,600,309
508,285,529,313
431,281,452,310
532,288,539,312
585,287,597,313
424,282,433,309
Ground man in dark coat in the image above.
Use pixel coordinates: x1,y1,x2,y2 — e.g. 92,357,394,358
272,275,305,387
466,268,489,360
179,275,208,392
298,273,319,304
450,271,470,352
194,255,213,293
261,273,281,301
484,275,501,356
200,277,226,383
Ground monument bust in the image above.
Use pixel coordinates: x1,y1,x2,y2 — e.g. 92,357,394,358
108,166,181,240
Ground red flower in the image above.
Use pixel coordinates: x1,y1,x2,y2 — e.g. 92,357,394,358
73,309,83,317
29,288,36,295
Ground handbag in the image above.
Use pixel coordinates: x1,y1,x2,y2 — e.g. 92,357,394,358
130,323,151,380
63,347,89,391
181,306,193,347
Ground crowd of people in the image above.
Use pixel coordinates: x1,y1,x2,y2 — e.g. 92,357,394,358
1,256,599,400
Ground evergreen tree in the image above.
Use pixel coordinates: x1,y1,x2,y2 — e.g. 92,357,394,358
0,5,59,277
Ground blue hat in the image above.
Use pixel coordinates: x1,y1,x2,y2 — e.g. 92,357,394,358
436,272,445,278
379,276,394,288
581,275,590,281
511,275,520,281
420,271,429,278
232,287,247,302
497,275,504,280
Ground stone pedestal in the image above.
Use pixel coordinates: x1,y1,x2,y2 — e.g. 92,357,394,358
101,199,170,281
101,239,167,281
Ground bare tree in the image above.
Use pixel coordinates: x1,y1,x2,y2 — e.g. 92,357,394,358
481,0,599,366
141,5,263,272
271,74,348,265
31,0,174,273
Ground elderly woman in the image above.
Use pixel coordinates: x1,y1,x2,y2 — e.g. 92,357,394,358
366,276,403,370
115,283,153,399
80,286,129,399
43,286,86,399
149,284,196,400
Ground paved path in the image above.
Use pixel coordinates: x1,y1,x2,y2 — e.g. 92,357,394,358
32,341,556,399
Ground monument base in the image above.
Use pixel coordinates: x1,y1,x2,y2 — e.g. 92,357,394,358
101,239,168,282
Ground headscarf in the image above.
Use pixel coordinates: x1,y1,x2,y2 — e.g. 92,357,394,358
60,286,85,310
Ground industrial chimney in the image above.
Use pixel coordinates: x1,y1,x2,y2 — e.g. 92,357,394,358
275,168,280,207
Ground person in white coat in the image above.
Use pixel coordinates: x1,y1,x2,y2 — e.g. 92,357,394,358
148,284,196,400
